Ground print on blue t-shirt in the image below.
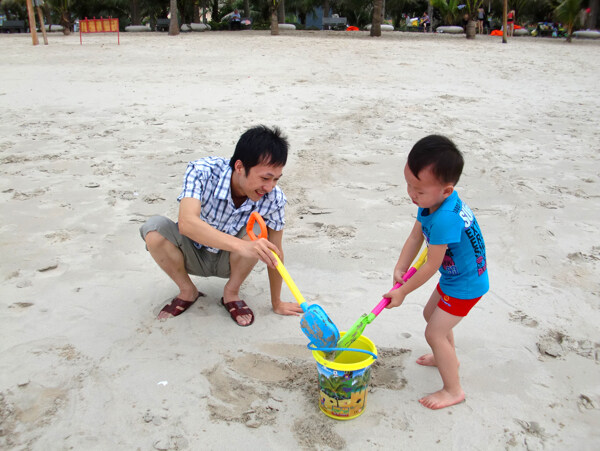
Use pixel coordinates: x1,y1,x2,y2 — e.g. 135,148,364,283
418,191,489,299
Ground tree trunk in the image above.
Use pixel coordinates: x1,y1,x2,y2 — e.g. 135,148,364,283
169,0,180,35
60,11,71,35
212,0,219,22
323,0,330,18
502,0,507,43
244,0,250,18
370,0,383,36
278,0,285,24
270,2,279,35
193,1,200,23
589,0,598,29
131,0,141,25
25,0,39,45
466,19,476,38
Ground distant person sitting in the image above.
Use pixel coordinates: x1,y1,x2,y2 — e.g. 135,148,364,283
230,9,241,30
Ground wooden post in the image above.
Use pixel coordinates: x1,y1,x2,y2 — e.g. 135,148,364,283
25,0,39,45
36,6,48,45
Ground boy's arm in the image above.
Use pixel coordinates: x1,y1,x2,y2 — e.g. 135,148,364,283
178,197,279,267
266,227,303,316
384,243,448,309
393,220,425,283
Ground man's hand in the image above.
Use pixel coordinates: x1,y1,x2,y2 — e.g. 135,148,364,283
240,237,281,268
273,301,303,316
383,287,407,309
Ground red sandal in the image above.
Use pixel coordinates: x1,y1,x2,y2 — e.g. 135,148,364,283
220,298,255,327
158,292,205,318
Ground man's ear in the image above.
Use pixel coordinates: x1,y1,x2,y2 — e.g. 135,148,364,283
233,160,244,173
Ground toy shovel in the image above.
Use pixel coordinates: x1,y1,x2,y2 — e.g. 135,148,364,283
333,247,429,359
246,212,340,348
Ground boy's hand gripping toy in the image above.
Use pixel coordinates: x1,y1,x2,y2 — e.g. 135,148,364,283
246,212,340,348
332,247,428,359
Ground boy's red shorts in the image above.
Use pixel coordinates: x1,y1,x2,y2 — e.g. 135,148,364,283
436,284,482,317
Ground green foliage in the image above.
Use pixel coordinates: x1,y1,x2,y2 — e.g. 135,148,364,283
207,19,229,29
429,0,462,25
555,0,582,40
462,0,483,19
555,0,582,23
1,0,27,20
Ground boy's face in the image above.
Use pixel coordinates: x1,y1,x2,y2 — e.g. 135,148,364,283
232,159,283,202
404,163,453,213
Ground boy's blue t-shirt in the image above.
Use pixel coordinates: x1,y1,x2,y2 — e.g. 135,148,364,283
418,191,489,299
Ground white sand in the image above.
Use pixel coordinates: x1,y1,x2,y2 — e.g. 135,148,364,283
1,30,599,450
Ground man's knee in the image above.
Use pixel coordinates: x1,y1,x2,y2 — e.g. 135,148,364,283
144,230,167,249
140,216,174,241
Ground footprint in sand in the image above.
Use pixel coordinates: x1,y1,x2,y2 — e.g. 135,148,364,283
370,347,411,391
508,310,539,328
293,414,346,450
537,330,600,360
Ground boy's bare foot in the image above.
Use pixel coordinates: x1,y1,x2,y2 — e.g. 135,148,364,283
416,354,437,366
416,354,460,368
419,389,465,410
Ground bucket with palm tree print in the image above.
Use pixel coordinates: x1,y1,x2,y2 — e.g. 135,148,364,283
312,334,377,419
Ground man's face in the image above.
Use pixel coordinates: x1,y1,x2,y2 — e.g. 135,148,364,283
235,161,283,202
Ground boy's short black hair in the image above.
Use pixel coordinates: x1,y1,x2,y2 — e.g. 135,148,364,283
408,135,464,185
229,125,288,173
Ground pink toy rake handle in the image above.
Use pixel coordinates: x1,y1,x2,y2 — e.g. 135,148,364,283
371,266,418,317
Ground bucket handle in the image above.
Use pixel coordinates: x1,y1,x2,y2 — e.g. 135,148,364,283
307,343,378,359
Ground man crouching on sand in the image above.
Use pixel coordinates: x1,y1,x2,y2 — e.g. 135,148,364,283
139,125,303,326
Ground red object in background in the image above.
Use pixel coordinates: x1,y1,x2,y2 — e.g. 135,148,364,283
346,26,359,31
80,17,120,45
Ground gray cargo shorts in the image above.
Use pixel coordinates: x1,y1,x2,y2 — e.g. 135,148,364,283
140,215,246,278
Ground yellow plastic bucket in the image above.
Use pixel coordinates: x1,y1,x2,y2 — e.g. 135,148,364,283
311,333,377,420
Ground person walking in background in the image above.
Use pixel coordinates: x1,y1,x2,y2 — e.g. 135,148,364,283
477,6,486,34
507,9,515,36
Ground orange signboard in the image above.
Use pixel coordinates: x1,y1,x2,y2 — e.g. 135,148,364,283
80,17,119,44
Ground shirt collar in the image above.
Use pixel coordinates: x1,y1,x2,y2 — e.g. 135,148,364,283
216,165,259,211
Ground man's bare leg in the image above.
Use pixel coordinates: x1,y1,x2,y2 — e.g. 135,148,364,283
222,234,258,326
419,308,465,410
145,231,200,319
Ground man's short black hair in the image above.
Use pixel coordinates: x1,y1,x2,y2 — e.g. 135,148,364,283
407,135,464,185
229,125,288,173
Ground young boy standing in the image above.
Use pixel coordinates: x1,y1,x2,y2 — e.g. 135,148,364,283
383,135,489,410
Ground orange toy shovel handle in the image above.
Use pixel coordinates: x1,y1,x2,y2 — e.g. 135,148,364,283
246,211,269,240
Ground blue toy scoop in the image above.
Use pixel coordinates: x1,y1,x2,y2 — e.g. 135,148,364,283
247,212,340,348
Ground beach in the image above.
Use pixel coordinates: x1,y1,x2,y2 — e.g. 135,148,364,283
0,30,599,450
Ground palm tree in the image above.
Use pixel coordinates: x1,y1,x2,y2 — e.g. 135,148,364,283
169,0,179,35
370,0,383,36
429,0,461,26
270,0,280,34
320,374,346,406
463,0,484,38
555,0,583,42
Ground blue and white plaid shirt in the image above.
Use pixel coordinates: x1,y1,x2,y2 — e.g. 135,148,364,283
177,157,287,253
